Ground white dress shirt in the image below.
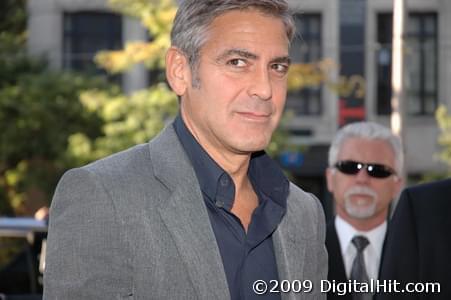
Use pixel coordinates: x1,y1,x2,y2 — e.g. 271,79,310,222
335,215,387,280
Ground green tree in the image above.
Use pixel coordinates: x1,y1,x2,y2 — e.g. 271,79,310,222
0,0,27,50
421,105,451,182
0,70,114,214
0,1,115,215
66,0,179,165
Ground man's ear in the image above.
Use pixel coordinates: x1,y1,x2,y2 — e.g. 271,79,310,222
165,47,191,96
325,167,335,193
392,175,404,198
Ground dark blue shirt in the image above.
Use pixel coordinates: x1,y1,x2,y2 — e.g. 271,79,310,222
174,115,289,300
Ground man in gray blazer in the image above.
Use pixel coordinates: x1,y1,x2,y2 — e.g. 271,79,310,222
44,1,327,299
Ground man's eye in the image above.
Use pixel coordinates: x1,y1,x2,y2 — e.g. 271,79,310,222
272,63,289,74
228,59,247,67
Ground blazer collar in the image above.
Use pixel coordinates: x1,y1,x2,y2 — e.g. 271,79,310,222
272,191,307,300
148,124,230,299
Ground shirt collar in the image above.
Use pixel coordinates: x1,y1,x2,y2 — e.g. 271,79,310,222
173,114,288,210
248,151,289,209
335,215,387,257
173,114,224,201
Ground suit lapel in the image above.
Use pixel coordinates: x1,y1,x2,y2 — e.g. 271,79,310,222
326,220,348,282
325,220,354,300
149,125,230,299
273,193,307,300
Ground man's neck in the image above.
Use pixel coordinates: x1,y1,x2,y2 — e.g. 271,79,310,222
181,112,253,186
231,172,258,232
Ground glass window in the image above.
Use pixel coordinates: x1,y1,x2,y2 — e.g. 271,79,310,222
376,13,393,115
406,13,438,115
376,13,438,116
287,13,322,116
63,12,122,76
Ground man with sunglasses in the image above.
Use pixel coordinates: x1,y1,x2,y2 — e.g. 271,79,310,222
325,122,403,300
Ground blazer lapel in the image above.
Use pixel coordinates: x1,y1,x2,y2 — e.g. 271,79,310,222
149,125,230,299
273,196,307,300
325,220,353,300
326,221,348,282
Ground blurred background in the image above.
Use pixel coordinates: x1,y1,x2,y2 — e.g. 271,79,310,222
1,0,451,297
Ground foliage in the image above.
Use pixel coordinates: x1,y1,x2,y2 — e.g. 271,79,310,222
1,70,108,165
421,105,451,182
0,0,115,214
0,65,113,214
0,0,27,35
67,84,177,165
64,0,179,165
95,0,176,73
0,237,25,268
435,106,451,173
287,59,335,92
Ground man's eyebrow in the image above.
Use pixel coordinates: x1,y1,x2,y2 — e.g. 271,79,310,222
216,49,259,61
215,49,291,65
271,56,291,65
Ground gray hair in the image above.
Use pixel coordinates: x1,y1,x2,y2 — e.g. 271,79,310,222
328,122,404,175
170,0,295,87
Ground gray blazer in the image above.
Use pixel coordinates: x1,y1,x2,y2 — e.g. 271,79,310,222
44,125,327,300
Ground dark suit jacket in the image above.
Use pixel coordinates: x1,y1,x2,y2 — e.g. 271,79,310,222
326,219,388,300
378,179,451,300
326,221,352,300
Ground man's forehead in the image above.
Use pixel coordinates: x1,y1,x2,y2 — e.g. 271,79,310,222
338,137,396,161
202,32,290,62
205,10,289,45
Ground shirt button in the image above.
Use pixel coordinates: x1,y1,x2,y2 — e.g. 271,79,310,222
216,199,224,208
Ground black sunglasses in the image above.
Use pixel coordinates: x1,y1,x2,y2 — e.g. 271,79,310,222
334,160,396,179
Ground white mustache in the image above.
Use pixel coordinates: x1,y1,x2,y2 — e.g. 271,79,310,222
344,186,378,200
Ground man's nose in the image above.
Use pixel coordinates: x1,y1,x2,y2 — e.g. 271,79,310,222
247,67,272,100
355,167,371,184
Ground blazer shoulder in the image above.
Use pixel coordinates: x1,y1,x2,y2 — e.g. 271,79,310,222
287,182,323,214
286,182,326,240
56,142,160,212
83,143,151,177
405,178,451,199
53,143,151,201
399,178,451,215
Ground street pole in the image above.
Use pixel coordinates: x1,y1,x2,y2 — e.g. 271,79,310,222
391,0,406,138
391,0,407,183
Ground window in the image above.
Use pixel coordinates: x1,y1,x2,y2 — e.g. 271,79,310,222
406,13,438,115
376,14,393,115
63,12,122,75
376,13,438,115
287,13,322,115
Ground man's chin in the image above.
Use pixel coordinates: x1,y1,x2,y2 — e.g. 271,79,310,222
345,201,377,219
231,137,271,154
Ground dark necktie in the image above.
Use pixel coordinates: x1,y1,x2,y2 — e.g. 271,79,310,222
351,235,372,300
